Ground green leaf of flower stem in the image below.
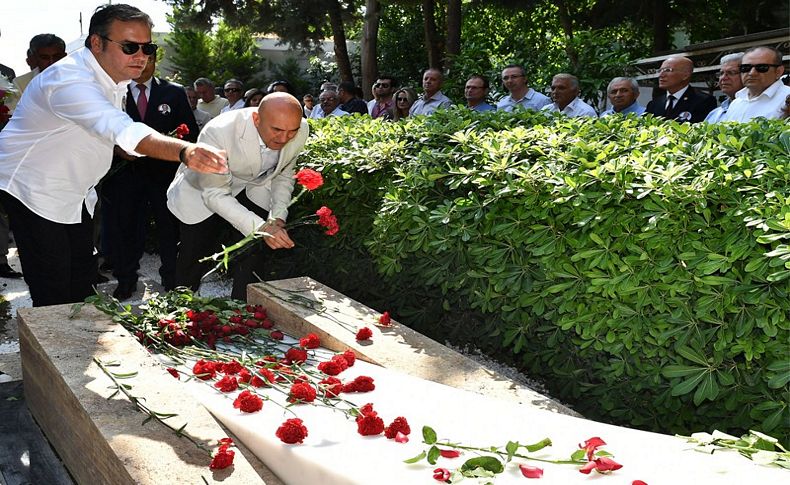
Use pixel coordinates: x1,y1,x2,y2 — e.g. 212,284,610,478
423,426,437,444
505,441,519,462
570,449,586,461
524,438,552,453
403,451,426,464
460,456,504,474
427,446,440,465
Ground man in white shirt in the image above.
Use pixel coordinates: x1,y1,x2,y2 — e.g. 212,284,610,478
168,93,308,299
220,78,245,113
704,53,744,123
496,64,551,112
311,90,349,118
409,68,452,116
0,3,227,306
542,74,597,118
194,77,229,118
724,46,790,122
185,85,212,130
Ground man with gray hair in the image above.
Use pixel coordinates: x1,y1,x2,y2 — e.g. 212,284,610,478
542,74,596,117
600,77,645,117
409,68,452,116
724,46,789,122
194,77,229,118
705,53,744,123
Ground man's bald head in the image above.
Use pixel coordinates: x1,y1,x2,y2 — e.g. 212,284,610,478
658,56,694,93
253,92,303,150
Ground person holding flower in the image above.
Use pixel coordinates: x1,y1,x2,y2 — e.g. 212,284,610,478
0,3,228,307
167,92,308,299
101,55,200,300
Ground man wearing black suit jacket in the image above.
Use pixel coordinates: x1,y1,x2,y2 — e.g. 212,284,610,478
102,57,199,299
646,56,716,123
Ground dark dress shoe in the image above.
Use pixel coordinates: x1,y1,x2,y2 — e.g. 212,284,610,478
0,264,22,278
113,281,137,301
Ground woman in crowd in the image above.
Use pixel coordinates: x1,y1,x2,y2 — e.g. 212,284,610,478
266,80,293,94
243,88,265,108
387,87,417,121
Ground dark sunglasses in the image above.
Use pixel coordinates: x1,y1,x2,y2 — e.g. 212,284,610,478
739,63,782,73
374,83,390,88
224,88,241,93
396,97,408,102
100,35,158,56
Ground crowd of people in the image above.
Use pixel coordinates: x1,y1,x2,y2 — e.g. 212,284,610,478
0,2,787,308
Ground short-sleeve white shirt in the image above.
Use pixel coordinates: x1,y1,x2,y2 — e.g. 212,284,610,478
723,80,790,122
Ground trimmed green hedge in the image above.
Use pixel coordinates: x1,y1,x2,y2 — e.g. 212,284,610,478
285,109,789,443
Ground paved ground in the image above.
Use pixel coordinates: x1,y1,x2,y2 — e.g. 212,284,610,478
0,245,232,383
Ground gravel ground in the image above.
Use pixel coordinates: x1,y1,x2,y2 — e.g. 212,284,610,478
0,246,568,410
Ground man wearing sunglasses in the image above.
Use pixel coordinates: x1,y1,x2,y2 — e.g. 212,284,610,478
368,76,396,119
724,46,789,122
220,79,245,113
0,3,228,307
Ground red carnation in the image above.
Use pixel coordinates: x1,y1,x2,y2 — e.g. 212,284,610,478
579,456,623,475
378,311,391,325
632,481,648,485
319,376,344,398
384,416,411,439
295,168,324,190
166,367,180,380
299,333,321,349
519,464,544,479
270,330,284,340
209,439,235,470
174,123,190,139
193,359,217,380
357,414,385,436
341,350,356,367
233,390,263,413
356,327,373,341
276,418,308,444
255,368,275,385
580,436,606,461
315,206,339,236
237,368,252,384
285,347,308,364
214,375,239,392
317,360,343,376
220,360,243,375
288,382,317,403
343,375,375,393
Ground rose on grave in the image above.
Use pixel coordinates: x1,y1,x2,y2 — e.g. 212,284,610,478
210,438,235,469
233,390,263,413
276,418,309,444
580,436,606,461
356,327,373,341
433,468,451,481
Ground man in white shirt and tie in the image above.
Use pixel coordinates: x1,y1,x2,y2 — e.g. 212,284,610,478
0,3,227,306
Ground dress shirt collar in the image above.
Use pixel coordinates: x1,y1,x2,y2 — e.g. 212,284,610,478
666,85,689,101
735,79,784,101
80,47,132,96
508,87,536,104
614,101,645,115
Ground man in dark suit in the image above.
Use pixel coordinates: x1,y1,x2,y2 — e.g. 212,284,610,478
102,56,199,300
646,56,716,123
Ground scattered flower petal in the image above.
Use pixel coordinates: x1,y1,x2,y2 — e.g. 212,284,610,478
519,464,544,479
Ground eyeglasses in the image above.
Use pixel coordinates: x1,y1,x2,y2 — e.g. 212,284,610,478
224,87,241,93
501,74,524,81
374,83,390,88
396,97,408,102
739,63,782,73
657,67,679,74
100,35,157,56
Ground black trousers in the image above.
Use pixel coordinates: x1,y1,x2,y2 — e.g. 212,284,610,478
102,161,179,289
0,191,97,307
175,191,272,300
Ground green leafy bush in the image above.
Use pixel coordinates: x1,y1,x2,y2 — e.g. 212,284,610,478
288,110,789,444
